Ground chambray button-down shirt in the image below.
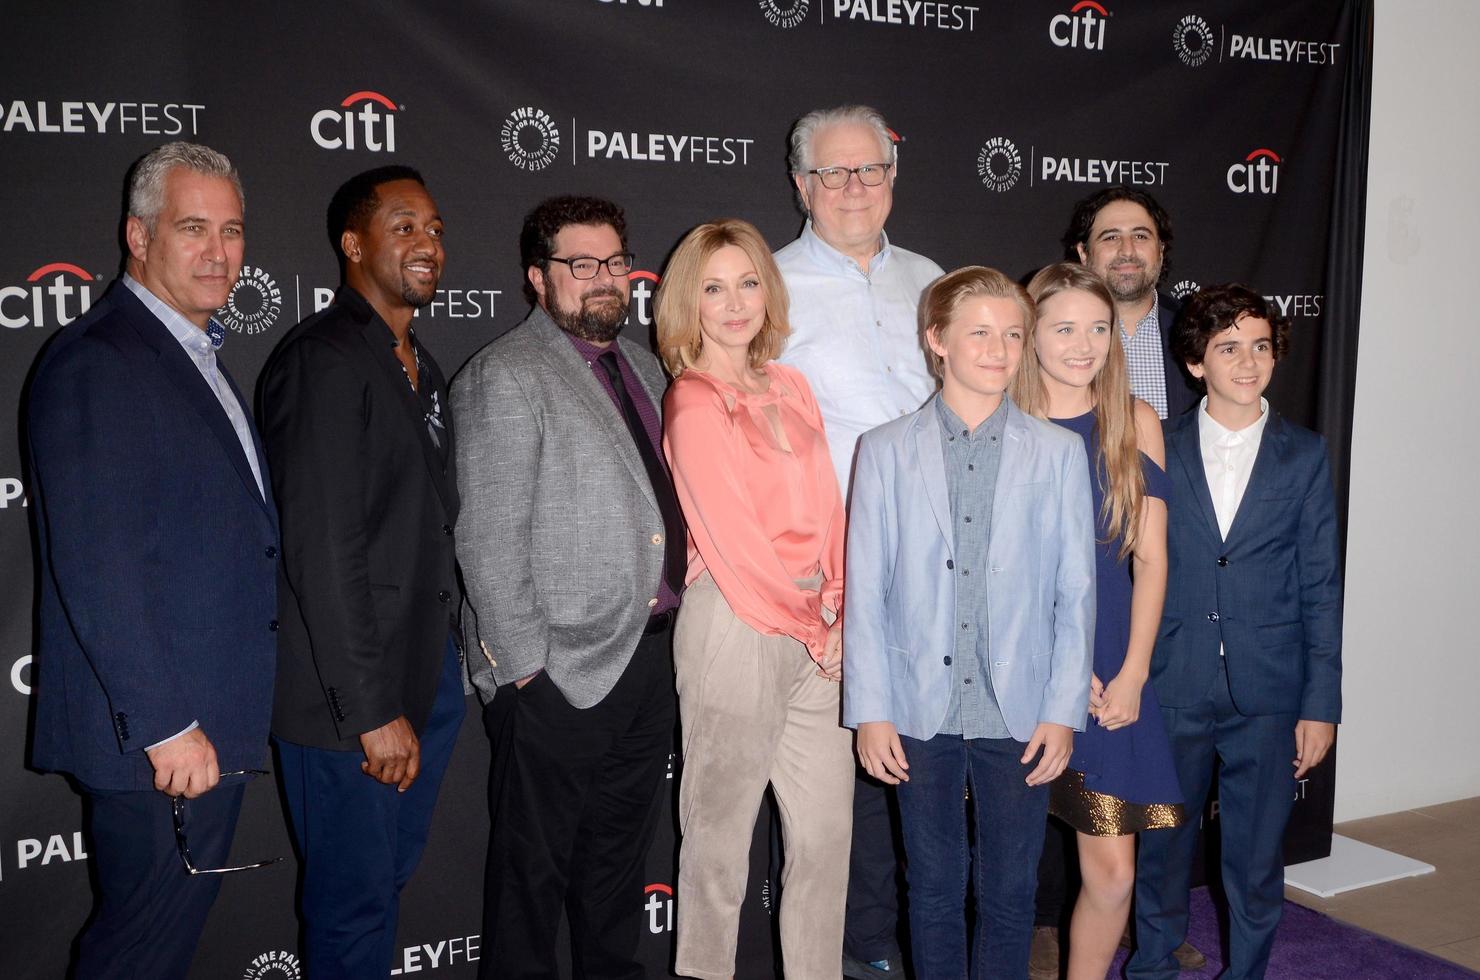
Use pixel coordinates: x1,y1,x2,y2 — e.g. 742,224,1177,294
934,395,1010,740
123,274,264,500
776,221,944,497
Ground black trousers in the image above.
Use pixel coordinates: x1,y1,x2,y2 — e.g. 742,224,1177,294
844,771,905,963
479,626,676,980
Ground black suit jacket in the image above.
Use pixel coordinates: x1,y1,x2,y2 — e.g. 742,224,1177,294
28,281,279,789
1156,292,1201,421
259,286,461,750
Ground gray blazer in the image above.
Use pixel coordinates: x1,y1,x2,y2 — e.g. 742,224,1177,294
450,306,671,708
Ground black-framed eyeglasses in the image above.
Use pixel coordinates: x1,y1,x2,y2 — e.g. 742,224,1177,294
172,769,284,875
547,252,635,280
805,162,894,190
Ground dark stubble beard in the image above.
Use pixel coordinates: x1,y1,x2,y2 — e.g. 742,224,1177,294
549,286,629,344
1105,262,1158,305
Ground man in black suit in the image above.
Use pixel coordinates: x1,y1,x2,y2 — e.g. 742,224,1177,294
28,140,279,980
259,165,463,979
1064,186,1200,421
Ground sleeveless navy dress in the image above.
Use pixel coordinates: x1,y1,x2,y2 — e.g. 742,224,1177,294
1048,411,1184,835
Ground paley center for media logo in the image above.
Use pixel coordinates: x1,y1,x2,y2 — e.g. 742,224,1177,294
311,91,400,152
1050,1,1108,51
243,950,302,980
1170,280,1323,320
0,99,203,135
977,138,1168,192
500,106,754,170
1173,13,1340,67
218,265,284,335
1227,147,1281,195
759,0,810,29
2,261,99,329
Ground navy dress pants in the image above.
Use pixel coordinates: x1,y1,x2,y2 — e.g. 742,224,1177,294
277,634,465,980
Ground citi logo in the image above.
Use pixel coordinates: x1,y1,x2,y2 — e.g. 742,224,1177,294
1051,1,1107,50
311,91,399,152
628,270,661,331
1227,148,1281,194
645,882,675,934
1,262,98,329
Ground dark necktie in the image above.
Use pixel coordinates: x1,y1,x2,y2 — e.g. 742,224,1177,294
596,351,686,598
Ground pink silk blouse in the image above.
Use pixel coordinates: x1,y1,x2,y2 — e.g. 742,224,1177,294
662,361,846,662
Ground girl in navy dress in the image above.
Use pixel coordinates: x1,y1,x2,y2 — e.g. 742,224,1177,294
1010,263,1185,980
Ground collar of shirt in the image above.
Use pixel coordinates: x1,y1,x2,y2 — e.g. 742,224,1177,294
1121,300,1160,341
796,220,893,278
934,392,1008,444
123,273,225,357
1198,395,1270,456
564,330,623,366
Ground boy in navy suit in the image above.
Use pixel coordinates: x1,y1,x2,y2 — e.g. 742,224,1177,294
1129,284,1342,980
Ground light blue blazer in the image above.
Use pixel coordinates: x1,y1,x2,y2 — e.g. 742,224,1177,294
843,396,1096,743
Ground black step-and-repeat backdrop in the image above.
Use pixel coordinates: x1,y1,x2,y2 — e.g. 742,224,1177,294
2,2,1362,977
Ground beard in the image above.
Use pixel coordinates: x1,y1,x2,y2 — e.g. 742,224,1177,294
548,286,629,343
400,278,437,308
1104,260,1159,304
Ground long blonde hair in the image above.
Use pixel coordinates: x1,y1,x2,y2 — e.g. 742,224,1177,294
1011,263,1146,559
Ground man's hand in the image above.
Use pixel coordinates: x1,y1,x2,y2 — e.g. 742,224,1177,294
514,670,541,689
856,721,909,784
1096,670,1146,731
360,716,420,792
1294,720,1336,778
1087,672,1106,719
1022,722,1073,786
146,727,220,798
817,622,843,682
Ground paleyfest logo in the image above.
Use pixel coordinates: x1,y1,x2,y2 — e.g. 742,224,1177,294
218,265,283,335
502,106,562,172
311,91,399,152
1173,14,1215,67
976,136,1022,193
1,262,98,329
1050,1,1108,51
759,0,810,29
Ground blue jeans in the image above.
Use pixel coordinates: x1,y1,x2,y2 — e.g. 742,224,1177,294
896,733,1049,980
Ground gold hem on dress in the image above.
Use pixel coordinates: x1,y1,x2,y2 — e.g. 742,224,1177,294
1049,767,1185,837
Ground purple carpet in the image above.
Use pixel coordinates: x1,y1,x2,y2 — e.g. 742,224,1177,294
1108,887,1479,978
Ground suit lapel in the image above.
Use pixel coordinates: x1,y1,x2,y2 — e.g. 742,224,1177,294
118,289,270,515
990,400,1028,516
216,359,277,525
911,403,954,548
1223,413,1288,546
1169,415,1223,546
354,314,457,519
528,311,659,514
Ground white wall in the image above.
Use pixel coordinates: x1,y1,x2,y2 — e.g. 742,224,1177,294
1337,0,1480,821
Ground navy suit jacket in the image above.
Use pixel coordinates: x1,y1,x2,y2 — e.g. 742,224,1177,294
1153,409,1342,722
1156,292,1201,421
27,281,280,791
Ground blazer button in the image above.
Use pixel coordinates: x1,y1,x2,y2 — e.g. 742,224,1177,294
442,524,453,536
946,559,954,570
651,533,663,545
1217,556,1228,567
648,597,659,608
269,619,280,632
1207,612,1220,622
943,655,952,666
438,590,452,603
265,545,278,559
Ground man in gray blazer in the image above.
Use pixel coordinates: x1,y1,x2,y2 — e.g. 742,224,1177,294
451,195,683,979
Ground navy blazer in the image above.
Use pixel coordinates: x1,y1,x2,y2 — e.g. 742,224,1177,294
27,282,280,791
1156,292,1201,421
1153,409,1342,722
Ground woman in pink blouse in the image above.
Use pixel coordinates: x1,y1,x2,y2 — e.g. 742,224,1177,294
657,218,853,980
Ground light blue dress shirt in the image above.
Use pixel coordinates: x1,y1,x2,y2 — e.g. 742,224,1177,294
776,221,944,497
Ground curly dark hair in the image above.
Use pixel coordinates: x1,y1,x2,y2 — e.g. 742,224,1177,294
519,195,628,304
326,165,426,265
1060,185,1174,281
1173,283,1291,390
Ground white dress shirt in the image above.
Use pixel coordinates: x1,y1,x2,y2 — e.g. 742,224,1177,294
1198,395,1270,656
776,221,944,497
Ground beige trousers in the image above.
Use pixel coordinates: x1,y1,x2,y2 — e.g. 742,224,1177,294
672,571,854,980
